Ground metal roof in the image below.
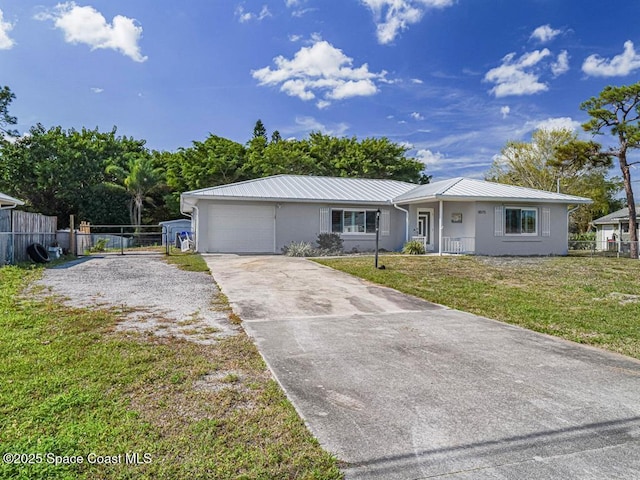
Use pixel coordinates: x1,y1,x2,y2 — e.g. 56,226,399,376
181,175,417,209
181,175,593,212
392,177,592,204
0,192,24,208
592,206,640,225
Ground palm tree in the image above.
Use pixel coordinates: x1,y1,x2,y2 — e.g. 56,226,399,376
106,155,159,228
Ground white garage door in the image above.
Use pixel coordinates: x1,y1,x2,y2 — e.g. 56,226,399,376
208,204,275,253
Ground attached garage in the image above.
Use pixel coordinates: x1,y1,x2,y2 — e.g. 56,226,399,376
180,175,415,254
208,204,275,253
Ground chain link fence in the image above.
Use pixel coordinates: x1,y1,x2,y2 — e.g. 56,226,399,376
568,240,640,258
73,225,168,256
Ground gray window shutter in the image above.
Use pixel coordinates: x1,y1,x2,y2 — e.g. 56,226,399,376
380,209,390,236
319,207,330,233
542,207,551,237
494,206,504,236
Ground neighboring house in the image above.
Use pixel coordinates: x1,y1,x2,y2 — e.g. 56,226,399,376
159,219,193,247
0,192,24,232
0,193,25,266
592,206,640,251
0,192,24,211
180,175,591,256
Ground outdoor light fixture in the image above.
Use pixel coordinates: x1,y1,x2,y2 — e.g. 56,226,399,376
375,209,384,269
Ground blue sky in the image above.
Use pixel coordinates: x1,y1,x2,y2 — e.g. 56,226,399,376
1,0,640,180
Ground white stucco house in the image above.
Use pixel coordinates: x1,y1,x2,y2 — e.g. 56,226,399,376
180,175,591,256
592,205,640,251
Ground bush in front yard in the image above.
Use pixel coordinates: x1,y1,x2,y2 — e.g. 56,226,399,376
316,233,343,255
402,240,425,255
282,241,316,257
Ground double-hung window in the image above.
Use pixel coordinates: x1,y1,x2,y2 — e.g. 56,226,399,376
331,209,377,234
505,207,537,235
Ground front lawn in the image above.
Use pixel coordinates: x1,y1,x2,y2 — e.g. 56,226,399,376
0,262,341,480
314,255,640,360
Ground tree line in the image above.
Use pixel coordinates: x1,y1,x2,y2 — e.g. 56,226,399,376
0,102,428,228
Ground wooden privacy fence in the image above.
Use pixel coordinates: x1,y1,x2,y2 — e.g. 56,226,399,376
0,210,58,265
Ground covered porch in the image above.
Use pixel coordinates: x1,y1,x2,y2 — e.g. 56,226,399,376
401,200,477,255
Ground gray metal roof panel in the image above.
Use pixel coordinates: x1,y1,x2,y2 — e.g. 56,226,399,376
592,206,640,224
393,177,592,204
182,175,417,203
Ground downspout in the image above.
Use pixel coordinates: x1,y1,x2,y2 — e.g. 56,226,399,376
393,203,410,244
438,200,444,256
180,195,197,252
191,206,199,252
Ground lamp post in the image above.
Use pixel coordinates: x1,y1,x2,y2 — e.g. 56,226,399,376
375,209,380,269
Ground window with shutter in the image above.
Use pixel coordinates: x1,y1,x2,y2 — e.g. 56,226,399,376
380,210,390,236
494,206,504,236
319,207,330,233
542,207,551,237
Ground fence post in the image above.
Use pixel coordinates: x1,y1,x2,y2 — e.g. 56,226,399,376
69,215,76,257
164,226,169,256
120,227,124,255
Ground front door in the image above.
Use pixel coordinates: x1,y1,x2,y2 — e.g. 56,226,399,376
417,209,434,251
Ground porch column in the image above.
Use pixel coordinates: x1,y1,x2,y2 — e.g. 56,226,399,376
438,200,443,256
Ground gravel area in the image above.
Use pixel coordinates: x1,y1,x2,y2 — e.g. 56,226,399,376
36,254,239,344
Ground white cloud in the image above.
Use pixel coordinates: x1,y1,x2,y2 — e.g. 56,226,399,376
582,40,640,77
531,117,580,132
0,9,15,50
411,112,424,120
360,0,455,45
236,4,272,23
90,87,104,93
284,0,314,17
551,50,569,77
500,106,510,118
411,78,424,84
530,24,561,43
484,49,551,97
288,34,303,42
236,7,252,23
35,2,147,62
258,5,272,19
252,39,386,108
293,116,349,136
416,149,445,166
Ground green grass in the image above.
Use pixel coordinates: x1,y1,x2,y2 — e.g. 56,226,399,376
0,264,342,479
314,255,640,360
165,250,211,273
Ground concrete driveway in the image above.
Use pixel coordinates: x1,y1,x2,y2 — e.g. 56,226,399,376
205,255,640,479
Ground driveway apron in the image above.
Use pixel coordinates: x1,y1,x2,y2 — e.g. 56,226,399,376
205,255,640,479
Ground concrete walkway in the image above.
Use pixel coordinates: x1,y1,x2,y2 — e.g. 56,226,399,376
205,255,640,479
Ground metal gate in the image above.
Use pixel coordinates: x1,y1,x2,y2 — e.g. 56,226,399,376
74,224,169,256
